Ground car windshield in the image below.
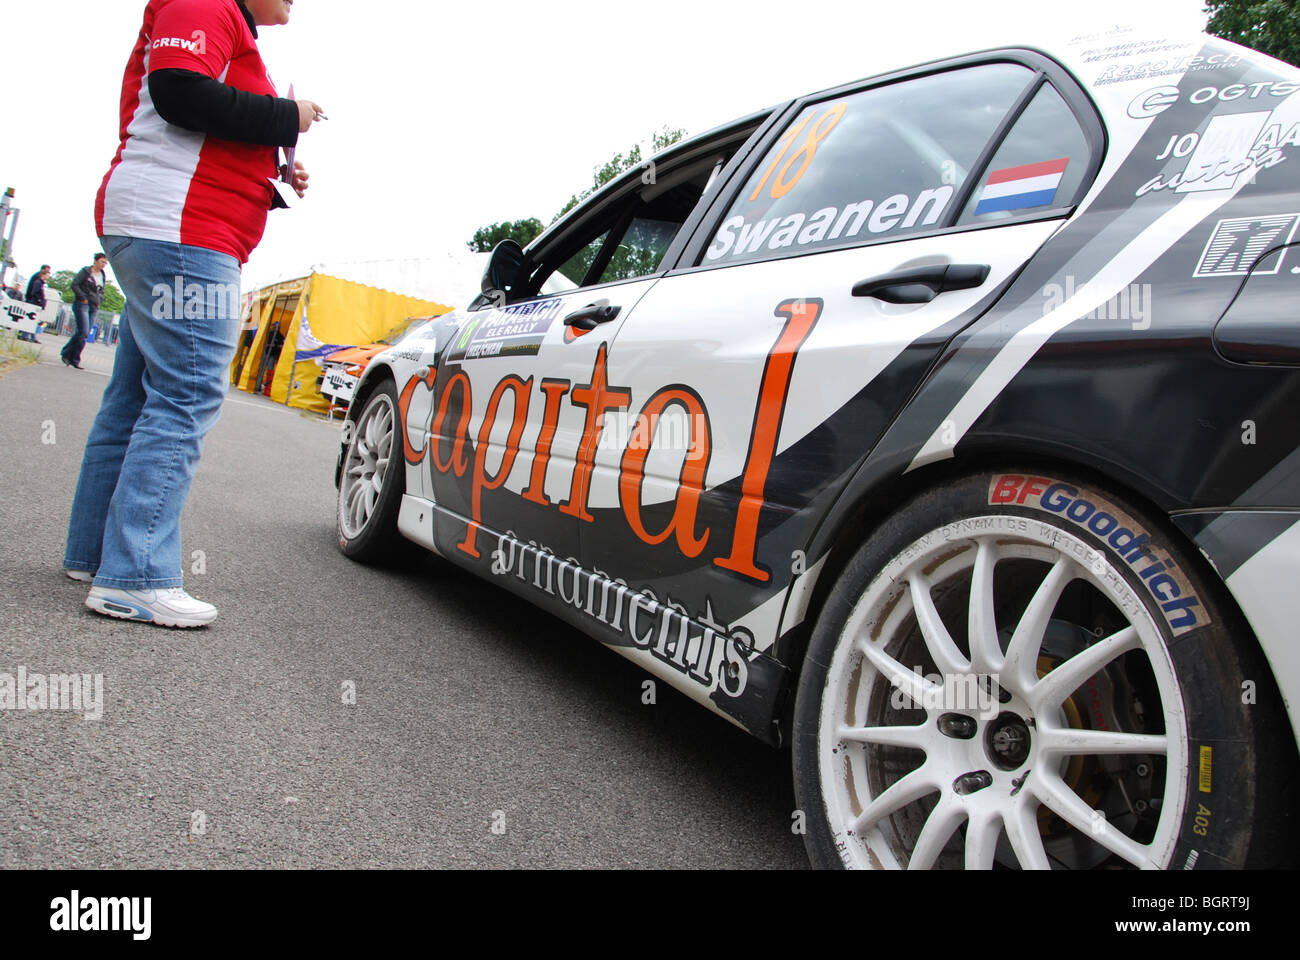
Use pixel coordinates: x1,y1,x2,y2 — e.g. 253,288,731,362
378,316,431,345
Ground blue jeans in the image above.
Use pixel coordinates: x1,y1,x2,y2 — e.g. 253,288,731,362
61,300,97,365
64,236,241,589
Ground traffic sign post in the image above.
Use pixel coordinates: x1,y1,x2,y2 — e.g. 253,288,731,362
0,187,19,290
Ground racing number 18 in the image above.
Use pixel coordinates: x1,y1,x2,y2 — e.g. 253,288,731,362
750,103,847,202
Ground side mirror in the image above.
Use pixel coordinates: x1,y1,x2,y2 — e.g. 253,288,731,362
482,239,526,305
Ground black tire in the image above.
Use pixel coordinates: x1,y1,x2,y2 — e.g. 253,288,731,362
336,378,405,562
792,469,1297,869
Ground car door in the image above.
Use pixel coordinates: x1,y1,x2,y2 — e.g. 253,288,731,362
578,56,1104,689
412,122,768,572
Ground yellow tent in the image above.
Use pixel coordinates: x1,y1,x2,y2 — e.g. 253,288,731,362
231,255,487,412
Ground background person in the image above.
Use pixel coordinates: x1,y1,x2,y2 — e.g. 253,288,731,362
61,254,106,369
22,264,51,343
64,0,322,628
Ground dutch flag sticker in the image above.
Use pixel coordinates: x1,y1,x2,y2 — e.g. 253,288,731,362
974,158,1070,215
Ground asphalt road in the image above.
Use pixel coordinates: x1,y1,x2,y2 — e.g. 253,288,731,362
0,336,806,869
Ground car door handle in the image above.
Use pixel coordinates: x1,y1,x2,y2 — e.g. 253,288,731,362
564,300,622,331
851,264,991,304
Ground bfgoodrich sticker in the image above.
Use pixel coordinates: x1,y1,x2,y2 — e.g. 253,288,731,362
989,475,1209,637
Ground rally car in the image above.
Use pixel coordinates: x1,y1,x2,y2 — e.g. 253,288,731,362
317,315,439,409
335,29,1300,869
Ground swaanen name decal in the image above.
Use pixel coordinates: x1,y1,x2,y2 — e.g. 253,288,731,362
989,476,1209,637
488,531,752,697
705,187,954,261
398,298,825,583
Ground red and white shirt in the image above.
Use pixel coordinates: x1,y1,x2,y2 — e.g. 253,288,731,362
96,0,280,264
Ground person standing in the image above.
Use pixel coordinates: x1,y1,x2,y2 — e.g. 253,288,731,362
61,255,106,368
23,264,51,343
64,0,323,627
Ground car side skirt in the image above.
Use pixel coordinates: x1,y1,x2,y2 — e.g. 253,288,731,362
397,495,441,556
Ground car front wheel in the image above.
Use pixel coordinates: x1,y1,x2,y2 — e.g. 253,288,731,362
336,378,404,561
792,470,1295,869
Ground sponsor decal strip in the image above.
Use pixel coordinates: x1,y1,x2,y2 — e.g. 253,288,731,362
989,475,1208,637
447,298,565,362
706,187,954,261
403,298,826,584
488,529,753,697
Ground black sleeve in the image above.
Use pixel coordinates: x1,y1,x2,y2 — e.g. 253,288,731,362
72,269,91,301
148,68,299,148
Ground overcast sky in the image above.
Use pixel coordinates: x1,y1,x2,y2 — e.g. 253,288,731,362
2,0,1210,294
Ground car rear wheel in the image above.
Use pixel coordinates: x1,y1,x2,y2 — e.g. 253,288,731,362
792,470,1294,869
337,379,404,561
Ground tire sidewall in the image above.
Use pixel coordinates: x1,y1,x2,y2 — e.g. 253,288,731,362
793,468,1263,869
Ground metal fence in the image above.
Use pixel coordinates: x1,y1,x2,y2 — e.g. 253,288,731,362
47,302,121,344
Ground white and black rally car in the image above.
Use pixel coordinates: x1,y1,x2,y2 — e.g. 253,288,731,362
335,29,1300,869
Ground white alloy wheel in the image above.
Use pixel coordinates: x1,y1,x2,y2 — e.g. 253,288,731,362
336,379,406,562
340,391,396,540
815,521,1187,869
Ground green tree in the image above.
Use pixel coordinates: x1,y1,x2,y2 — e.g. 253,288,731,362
554,126,687,221
46,269,124,312
467,126,690,289
1206,1,1300,66
47,269,76,304
467,218,545,252
102,282,125,313
545,127,689,285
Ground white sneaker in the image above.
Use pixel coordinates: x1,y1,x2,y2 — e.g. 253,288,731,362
85,586,218,628
65,569,94,583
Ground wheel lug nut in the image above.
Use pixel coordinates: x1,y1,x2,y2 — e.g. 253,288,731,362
1135,763,1150,777
938,713,978,740
953,771,993,795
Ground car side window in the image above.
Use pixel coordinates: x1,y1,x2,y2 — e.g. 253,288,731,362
957,82,1091,225
555,231,610,288
702,63,1036,267
597,217,680,285
524,146,748,298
